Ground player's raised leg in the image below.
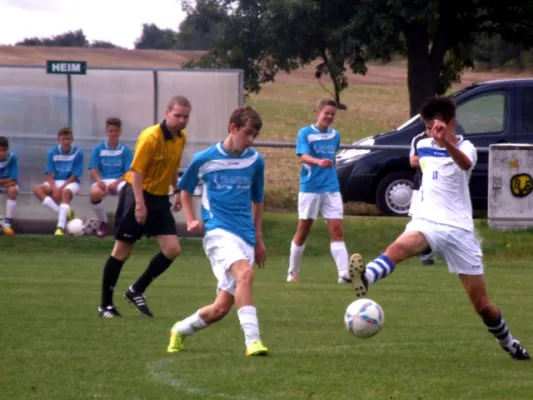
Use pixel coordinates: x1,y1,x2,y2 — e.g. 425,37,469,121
33,182,60,214
350,229,429,297
460,274,530,360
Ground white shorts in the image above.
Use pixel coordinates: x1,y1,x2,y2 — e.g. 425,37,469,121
203,228,255,296
91,179,126,194
0,185,19,193
405,218,483,275
408,190,420,218
298,192,344,220
43,180,80,196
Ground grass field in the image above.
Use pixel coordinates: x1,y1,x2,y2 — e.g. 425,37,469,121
2,214,533,400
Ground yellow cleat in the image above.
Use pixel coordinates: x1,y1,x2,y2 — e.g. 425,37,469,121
2,226,15,236
54,227,65,236
67,209,75,222
245,340,269,357
167,331,185,353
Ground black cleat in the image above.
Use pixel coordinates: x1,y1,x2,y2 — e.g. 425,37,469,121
421,259,435,266
502,340,531,361
123,287,154,317
349,253,368,298
98,305,121,318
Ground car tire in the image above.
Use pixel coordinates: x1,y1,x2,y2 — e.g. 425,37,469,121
375,171,414,216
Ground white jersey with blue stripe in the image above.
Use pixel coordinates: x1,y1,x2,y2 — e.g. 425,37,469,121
178,143,265,246
296,125,340,193
417,137,477,231
89,141,133,180
45,145,84,182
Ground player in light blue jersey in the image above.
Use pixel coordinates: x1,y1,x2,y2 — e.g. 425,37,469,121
33,127,83,236
167,106,268,357
287,98,351,284
0,137,19,235
88,117,133,237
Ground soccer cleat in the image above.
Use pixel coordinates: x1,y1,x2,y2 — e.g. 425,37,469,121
67,209,75,222
502,340,531,361
124,287,154,317
245,340,269,356
167,331,185,353
96,222,108,238
349,253,368,298
337,275,352,284
54,227,65,236
98,305,121,318
286,273,299,282
421,259,435,266
2,226,15,236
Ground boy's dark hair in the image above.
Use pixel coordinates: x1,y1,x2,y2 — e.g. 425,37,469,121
316,98,337,110
0,136,9,148
57,127,73,137
106,117,122,128
229,106,263,132
420,96,456,123
167,95,192,110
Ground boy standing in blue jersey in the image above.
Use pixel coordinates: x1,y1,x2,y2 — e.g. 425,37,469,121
0,136,19,235
287,98,350,283
88,118,133,237
33,127,83,236
167,106,268,357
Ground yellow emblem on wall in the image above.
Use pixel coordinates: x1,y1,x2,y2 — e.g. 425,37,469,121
510,174,533,198
508,158,520,168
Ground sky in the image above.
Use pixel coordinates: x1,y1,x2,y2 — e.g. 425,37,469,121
0,0,187,49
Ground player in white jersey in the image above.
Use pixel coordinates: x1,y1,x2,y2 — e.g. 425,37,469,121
167,107,268,357
349,96,530,360
287,98,350,284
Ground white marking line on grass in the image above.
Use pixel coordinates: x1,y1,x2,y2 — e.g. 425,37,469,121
148,339,488,398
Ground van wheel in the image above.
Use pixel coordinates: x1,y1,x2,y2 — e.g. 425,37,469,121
376,171,414,216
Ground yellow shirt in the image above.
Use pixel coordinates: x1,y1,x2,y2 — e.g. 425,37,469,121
125,121,187,195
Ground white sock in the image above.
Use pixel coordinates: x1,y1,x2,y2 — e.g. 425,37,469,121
43,196,60,213
171,310,208,336
5,199,16,224
57,203,70,229
288,241,305,277
93,202,108,223
237,305,261,346
330,241,349,277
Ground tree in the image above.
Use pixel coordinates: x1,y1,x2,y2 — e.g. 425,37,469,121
134,24,179,50
182,0,533,116
182,0,366,108
90,40,124,49
16,30,89,47
349,0,533,115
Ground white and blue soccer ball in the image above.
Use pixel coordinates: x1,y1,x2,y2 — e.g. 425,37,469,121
344,298,385,338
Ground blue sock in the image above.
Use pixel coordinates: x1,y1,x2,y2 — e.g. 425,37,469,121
365,254,395,286
484,312,513,346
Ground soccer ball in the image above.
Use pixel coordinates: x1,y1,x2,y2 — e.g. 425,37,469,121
344,298,385,338
83,218,101,236
66,218,85,237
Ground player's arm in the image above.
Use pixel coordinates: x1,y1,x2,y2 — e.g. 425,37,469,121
88,147,103,182
178,155,202,231
129,135,156,208
61,150,84,188
409,134,420,168
251,155,266,267
6,154,19,186
443,139,474,171
296,129,332,168
44,150,56,188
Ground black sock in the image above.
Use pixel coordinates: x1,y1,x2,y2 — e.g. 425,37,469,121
100,256,125,307
483,311,512,345
132,252,174,293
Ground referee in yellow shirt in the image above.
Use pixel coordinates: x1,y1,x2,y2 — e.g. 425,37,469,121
98,96,191,318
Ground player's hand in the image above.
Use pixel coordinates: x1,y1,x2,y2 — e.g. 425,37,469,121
172,193,182,212
431,120,447,145
255,239,267,268
135,202,148,225
97,180,108,193
108,181,119,194
187,220,204,233
318,159,333,168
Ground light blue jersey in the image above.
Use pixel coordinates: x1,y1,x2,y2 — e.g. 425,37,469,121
45,145,84,182
0,152,19,181
89,141,133,179
296,125,340,193
179,142,265,246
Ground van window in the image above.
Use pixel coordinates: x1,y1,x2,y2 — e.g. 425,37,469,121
523,87,533,132
456,91,506,135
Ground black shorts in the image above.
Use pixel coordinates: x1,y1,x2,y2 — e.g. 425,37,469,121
114,183,177,243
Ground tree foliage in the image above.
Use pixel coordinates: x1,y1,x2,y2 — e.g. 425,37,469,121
15,29,123,49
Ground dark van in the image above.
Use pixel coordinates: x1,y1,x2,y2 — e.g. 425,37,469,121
336,79,533,216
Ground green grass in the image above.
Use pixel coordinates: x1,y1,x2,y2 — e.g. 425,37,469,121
2,214,533,400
